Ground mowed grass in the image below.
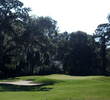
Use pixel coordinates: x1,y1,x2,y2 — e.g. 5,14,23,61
0,74,110,100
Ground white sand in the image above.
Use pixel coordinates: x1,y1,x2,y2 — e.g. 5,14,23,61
0,80,42,86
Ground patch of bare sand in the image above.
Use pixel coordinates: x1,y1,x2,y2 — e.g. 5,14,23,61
0,80,42,86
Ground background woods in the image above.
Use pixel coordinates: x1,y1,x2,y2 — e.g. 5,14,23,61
0,0,110,78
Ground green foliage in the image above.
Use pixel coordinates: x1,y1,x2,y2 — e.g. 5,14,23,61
94,23,110,75
0,0,30,77
0,0,110,77
63,31,98,75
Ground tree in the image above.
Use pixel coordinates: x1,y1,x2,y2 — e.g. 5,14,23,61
94,23,110,75
63,31,97,75
0,0,30,77
17,16,59,75
34,16,58,38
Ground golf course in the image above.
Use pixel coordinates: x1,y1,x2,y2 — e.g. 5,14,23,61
1,0,110,100
0,74,110,100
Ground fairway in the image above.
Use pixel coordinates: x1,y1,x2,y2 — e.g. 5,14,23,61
0,74,110,100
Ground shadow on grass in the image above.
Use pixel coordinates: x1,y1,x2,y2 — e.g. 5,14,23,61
0,84,52,92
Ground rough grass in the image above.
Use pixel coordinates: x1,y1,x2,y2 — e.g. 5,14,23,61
0,74,110,100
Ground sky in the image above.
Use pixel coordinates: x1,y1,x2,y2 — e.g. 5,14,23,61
21,0,110,34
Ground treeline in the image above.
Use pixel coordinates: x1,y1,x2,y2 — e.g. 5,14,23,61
0,0,110,78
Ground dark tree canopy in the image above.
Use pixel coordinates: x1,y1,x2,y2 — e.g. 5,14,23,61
94,23,110,75
0,0,110,78
0,0,30,77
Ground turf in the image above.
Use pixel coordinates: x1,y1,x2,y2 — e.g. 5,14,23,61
0,74,110,100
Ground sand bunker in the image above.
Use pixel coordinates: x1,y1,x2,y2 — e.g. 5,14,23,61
0,80,42,86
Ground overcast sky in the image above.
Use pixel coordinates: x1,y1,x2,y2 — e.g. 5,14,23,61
21,0,110,34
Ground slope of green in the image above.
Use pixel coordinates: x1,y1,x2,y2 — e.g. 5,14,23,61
0,74,110,100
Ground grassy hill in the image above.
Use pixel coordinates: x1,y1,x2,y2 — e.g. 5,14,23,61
0,74,110,100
